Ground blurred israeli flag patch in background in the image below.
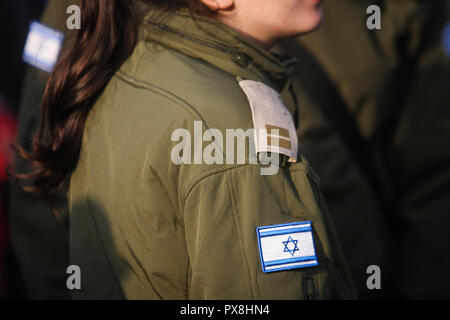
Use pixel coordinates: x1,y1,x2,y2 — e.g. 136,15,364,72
23,21,64,73
257,221,318,273
443,21,450,58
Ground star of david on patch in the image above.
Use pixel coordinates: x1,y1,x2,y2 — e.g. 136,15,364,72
282,236,299,256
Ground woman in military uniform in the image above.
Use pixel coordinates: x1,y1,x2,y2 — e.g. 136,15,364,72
15,0,355,299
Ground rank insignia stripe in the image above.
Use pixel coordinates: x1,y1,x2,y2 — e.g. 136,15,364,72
23,21,65,73
266,124,290,139
257,221,318,273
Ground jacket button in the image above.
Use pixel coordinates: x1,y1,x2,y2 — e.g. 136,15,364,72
232,51,249,68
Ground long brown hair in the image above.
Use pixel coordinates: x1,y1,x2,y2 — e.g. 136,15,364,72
13,0,208,212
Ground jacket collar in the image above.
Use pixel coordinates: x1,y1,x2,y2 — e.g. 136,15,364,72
142,9,297,92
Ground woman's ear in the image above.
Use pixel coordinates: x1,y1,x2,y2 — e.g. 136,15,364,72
199,0,234,11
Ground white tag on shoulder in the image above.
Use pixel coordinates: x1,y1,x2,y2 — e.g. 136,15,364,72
239,80,298,162
23,21,64,73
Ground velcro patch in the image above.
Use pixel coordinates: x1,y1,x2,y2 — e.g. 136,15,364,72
257,221,318,273
239,80,298,162
23,21,64,72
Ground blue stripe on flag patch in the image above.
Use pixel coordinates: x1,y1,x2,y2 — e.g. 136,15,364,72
23,21,64,73
257,221,318,273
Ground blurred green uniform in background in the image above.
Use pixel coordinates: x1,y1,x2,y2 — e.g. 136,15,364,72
282,0,450,298
8,0,75,299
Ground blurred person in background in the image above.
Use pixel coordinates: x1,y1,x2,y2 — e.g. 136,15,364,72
281,0,450,298
1,0,47,299
7,0,73,299
0,0,47,112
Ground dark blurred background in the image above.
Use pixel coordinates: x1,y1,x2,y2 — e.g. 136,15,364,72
0,0,47,299
0,1,47,111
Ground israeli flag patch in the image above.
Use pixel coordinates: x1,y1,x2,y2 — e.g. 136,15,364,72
23,21,64,72
257,221,318,273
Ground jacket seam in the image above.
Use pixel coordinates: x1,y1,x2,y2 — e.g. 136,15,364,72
183,164,248,204
183,164,314,205
115,70,220,218
225,169,257,299
116,70,205,123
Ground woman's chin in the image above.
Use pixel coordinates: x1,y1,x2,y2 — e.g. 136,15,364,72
309,6,325,30
297,6,324,35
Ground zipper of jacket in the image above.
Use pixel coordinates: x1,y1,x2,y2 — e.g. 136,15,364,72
147,22,254,69
148,23,234,55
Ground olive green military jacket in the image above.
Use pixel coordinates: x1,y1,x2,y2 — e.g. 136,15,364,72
67,10,355,300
